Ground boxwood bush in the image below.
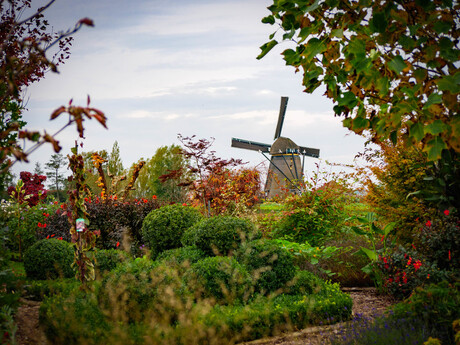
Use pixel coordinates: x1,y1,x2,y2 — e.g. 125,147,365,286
23,239,74,280
184,256,252,304
156,246,208,268
235,239,296,294
182,215,261,256
141,204,202,259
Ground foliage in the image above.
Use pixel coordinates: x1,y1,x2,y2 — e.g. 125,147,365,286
134,144,190,203
23,238,74,280
376,245,449,299
45,153,67,202
205,283,352,342
141,204,202,259
67,143,99,286
0,0,104,174
107,141,124,177
0,305,17,345
235,239,296,294
390,281,460,344
270,186,349,245
156,246,208,268
176,135,246,216
185,256,253,304
6,198,57,257
182,215,261,256
23,278,80,301
414,210,460,273
282,269,324,295
7,171,47,207
273,238,343,277
259,0,460,162
94,248,127,273
361,141,442,241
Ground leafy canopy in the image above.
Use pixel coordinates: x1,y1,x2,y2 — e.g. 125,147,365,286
258,0,459,160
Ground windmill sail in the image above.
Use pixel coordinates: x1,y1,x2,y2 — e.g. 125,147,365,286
231,138,271,153
298,145,320,158
274,96,288,140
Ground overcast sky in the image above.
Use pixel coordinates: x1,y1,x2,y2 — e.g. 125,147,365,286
12,0,369,181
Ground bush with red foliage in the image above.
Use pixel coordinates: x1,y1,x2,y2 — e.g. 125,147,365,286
7,171,47,206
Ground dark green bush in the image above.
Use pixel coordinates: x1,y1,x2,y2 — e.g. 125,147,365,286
185,256,252,304
23,239,74,280
95,249,127,273
141,204,202,259
236,239,296,294
182,215,261,256
156,246,208,267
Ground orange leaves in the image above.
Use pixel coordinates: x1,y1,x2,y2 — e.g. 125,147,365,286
50,99,107,138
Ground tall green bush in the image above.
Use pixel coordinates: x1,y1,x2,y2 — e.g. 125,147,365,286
141,204,202,259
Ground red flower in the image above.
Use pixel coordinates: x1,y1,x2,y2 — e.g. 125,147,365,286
58,237,63,240
116,242,120,248
448,250,451,261
426,220,432,227
411,244,416,250
51,234,55,237
60,204,66,209
444,209,450,216
413,260,422,271
114,195,118,200
43,223,47,228
152,195,157,200
380,235,385,243
182,203,187,206
143,199,148,203
46,235,50,239
38,222,42,228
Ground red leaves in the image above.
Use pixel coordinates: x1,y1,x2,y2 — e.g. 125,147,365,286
78,18,94,27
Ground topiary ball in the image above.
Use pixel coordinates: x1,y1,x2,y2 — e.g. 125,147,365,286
181,215,261,256
141,204,202,259
283,269,325,295
184,256,252,303
23,238,74,280
236,239,296,294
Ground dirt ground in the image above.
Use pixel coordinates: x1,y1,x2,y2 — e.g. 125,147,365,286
15,287,395,345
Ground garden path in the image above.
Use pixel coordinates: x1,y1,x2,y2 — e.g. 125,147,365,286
14,287,395,345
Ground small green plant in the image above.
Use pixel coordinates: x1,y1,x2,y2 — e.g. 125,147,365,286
141,204,202,259
94,249,127,273
182,215,261,256
156,246,208,268
23,238,74,280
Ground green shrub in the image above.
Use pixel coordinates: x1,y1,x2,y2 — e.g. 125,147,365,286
156,246,208,267
236,239,296,294
23,278,80,301
205,285,352,343
390,281,460,344
182,215,261,256
95,249,127,273
141,204,202,259
283,269,324,295
184,256,252,304
23,239,74,280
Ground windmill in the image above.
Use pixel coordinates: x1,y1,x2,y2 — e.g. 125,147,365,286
231,96,320,199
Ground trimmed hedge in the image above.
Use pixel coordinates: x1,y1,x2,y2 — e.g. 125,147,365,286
156,246,208,268
95,249,127,273
182,215,261,256
23,239,74,280
236,239,296,294
141,204,202,259
184,256,252,304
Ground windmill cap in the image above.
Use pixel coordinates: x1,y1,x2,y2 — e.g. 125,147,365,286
270,137,299,155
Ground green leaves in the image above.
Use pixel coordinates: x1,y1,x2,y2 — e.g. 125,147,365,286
257,40,278,60
388,56,407,74
425,136,447,161
436,73,460,94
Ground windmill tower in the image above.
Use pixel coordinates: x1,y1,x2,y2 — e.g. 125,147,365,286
231,96,320,199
